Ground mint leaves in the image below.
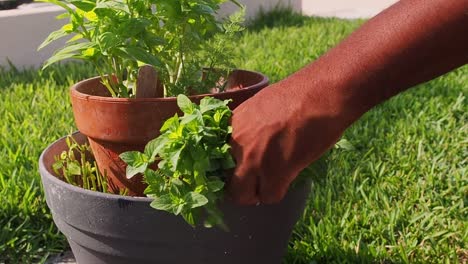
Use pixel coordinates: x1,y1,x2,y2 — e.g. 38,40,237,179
120,95,235,229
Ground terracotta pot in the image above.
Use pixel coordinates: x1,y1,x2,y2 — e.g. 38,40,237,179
39,133,312,264
70,70,269,196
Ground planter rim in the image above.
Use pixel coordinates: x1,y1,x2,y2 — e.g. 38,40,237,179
39,132,153,202
70,69,269,103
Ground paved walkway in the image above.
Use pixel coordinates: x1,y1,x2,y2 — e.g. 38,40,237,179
303,0,398,19
45,251,75,264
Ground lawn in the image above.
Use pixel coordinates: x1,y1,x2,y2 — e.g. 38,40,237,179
0,10,467,264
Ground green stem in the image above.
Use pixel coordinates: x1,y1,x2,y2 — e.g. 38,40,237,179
93,62,117,97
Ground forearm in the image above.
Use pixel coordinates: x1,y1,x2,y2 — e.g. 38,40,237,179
228,0,468,204
288,0,468,125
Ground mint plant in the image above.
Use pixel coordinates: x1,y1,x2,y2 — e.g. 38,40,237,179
120,95,234,228
39,0,244,98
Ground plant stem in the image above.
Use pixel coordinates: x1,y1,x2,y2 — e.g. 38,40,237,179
92,60,117,97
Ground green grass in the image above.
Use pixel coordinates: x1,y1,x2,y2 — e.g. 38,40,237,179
1,10,467,263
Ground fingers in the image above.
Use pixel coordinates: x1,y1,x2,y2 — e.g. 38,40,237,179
228,168,293,205
227,168,259,205
227,140,259,205
257,175,291,204
228,172,260,205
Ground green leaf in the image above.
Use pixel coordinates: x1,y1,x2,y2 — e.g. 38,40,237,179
43,53,78,70
159,1,182,18
38,0,76,13
221,153,236,170
120,151,149,178
56,12,70,20
81,47,96,58
143,35,166,47
190,147,208,168
95,0,129,13
120,151,147,165
83,10,98,21
98,32,120,53
207,178,224,192
177,94,195,114
144,170,165,196
150,194,175,212
126,164,148,179
124,18,152,37
144,169,165,187
193,4,215,15
180,109,204,127
180,113,199,126
69,0,96,12
184,192,208,209
174,203,184,215
120,46,163,67
67,33,84,43
160,114,179,132
67,162,81,176
52,161,63,173
170,145,185,170
199,96,229,113
334,139,355,151
206,159,220,172
42,42,95,69
57,42,94,54
229,0,243,9
204,206,228,231
144,136,168,159
38,28,68,51
182,211,196,226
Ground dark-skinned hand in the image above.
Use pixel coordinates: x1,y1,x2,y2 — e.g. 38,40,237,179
227,0,468,205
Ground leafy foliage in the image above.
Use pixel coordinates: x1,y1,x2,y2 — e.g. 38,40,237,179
52,135,109,193
120,95,234,228
39,0,244,98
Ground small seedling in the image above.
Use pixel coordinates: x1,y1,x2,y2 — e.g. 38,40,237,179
53,135,110,193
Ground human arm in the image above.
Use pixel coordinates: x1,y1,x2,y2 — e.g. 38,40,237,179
228,0,468,204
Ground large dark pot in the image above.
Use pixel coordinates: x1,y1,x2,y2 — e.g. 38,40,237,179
40,133,311,264
0,0,18,10
70,70,269,196
0,0,32,10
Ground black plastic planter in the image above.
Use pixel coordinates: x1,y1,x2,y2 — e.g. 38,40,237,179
39,133,311,264
0,0,19,10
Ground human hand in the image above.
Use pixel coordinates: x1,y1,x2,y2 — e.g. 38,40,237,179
228,0,468,206
227,78,349,205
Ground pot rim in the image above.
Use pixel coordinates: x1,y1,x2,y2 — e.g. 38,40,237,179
70,69,269,103
39,132,154,202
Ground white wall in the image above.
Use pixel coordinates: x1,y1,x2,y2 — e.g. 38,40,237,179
219,0,301,19
302,0,398,19
0,3,68,69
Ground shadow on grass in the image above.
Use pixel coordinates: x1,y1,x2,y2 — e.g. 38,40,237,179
246,5,364,34
246,5,308,32
0,62,97,89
